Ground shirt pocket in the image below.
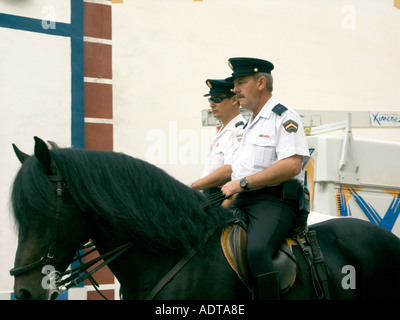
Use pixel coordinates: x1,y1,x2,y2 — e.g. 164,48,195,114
253,138,275,167
210,145,224,170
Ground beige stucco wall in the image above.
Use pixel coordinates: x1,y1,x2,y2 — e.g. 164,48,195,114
112,0,400,184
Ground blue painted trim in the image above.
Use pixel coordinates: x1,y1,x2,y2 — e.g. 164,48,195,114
10,291,69,300
0,13,71,36
302,149,314,170
381,193,400,231
0,1,85,148
338,186,400,232
70,0,85,148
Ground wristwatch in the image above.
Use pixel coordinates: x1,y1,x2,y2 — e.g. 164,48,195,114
240,177,250,191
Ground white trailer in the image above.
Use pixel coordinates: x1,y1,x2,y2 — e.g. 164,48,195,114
301,111,400,237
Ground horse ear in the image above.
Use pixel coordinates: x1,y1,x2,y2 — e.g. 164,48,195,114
12,144,30,164
34,136,54,174
47,140,59,149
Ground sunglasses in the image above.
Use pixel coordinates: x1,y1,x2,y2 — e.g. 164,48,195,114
208,95,234,104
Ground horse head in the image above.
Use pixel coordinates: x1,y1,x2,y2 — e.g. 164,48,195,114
10,137,90,300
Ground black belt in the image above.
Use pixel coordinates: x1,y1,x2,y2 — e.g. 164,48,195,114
237,179,301,201
237,184,284,200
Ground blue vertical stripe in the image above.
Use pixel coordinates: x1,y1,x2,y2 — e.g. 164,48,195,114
70,0,85,148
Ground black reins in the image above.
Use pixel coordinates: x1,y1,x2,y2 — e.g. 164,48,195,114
201,191,230,208
56,241,135,299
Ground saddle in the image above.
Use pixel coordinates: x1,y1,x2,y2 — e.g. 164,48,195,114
221,211,315,294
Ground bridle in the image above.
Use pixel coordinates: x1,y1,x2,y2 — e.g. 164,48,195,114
9,168,134,300
9,173,65,278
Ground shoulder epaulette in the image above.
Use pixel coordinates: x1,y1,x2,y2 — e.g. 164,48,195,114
235,121,245,127
272,103,288,116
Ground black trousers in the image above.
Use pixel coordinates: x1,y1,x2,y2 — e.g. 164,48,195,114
233,186,298,277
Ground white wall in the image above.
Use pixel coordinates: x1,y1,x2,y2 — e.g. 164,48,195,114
0,0,70,23
112,0,400,185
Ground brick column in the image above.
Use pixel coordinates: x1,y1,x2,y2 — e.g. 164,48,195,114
84,0,113,151
83,0,116,300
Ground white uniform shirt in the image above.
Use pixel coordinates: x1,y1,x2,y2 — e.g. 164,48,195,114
201,114,246,179
231,96,310,183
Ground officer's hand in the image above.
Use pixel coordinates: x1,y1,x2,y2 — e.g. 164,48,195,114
221,195,236,208
221,179,242,198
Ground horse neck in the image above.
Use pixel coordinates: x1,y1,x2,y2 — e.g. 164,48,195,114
100,239,183,299
113,227,247,299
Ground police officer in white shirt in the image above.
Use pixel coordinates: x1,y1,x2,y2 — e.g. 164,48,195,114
221,58,310,299
192,79,245,204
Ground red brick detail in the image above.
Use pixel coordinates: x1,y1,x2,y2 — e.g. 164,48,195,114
84,2,112,40
87,289,115,300
84,123,113,151
83,249,115,285
84,42,112,79
84,82,113,119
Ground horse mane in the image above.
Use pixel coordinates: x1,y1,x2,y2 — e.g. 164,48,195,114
11,148,232,254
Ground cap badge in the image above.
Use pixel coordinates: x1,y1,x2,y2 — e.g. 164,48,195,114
228,61,234,70
207,81,212,88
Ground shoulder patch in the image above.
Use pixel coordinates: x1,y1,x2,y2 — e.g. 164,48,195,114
283,120,298,133
272,103,288,116
235,121,245,127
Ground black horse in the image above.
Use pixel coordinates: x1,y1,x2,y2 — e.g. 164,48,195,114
9,137,400,300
